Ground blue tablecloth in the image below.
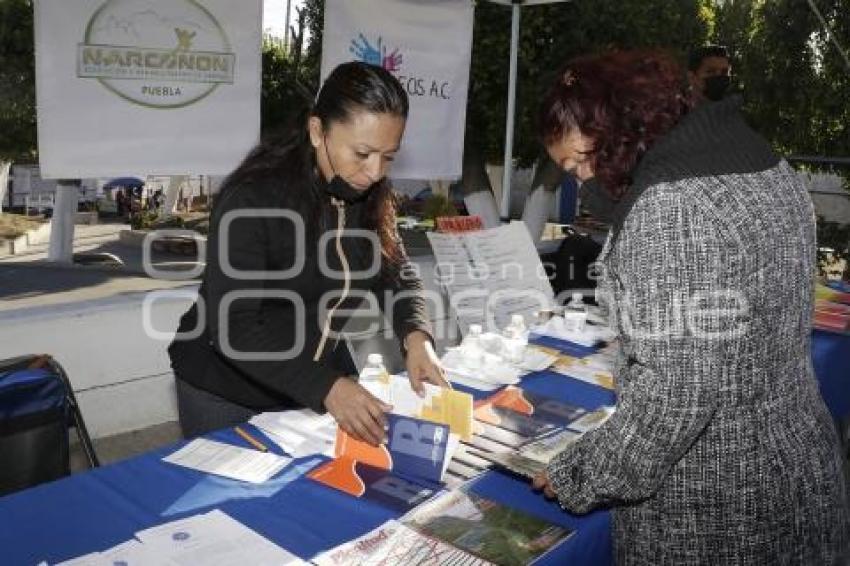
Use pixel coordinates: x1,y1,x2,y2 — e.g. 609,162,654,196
812,329,850,421
1,327,844,566
0,371,615,566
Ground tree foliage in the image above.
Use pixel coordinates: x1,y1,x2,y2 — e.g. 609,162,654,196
712,0,850,158
0,0,36,163
261,28,314,136
467,0,708,166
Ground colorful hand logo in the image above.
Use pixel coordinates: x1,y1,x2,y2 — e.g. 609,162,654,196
382,48,402,73
349,33,382,66
349,33,402,72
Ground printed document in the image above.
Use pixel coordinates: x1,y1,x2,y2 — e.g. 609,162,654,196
163,438,290,483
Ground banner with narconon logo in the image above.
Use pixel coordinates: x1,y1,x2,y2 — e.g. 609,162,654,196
34,0,261,179
320,0,473,180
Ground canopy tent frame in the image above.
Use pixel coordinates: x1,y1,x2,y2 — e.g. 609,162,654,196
485,0,571,220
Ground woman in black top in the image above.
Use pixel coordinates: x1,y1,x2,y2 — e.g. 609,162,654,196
169,62,447,445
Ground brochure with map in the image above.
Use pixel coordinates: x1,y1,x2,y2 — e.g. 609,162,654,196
402,489,573,566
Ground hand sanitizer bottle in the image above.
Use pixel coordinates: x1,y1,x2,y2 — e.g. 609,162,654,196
563,292,587,333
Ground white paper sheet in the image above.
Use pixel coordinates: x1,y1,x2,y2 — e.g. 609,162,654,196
427,222,555,335
441,348,522,391
54,552,102,566
135,509,306,566
530,317,617,347
162,439,290,484
249,409,337,458
97,539,170,565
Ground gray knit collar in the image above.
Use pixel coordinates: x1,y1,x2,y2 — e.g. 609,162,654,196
610,96,779,236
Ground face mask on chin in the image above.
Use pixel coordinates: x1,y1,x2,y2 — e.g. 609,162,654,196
703,75,731,102
319,133,371,203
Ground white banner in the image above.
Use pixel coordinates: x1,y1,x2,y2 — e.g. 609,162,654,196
35,0,262,179
320,0,473,180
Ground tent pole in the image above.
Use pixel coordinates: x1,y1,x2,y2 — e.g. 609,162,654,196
499,1,521,221
284,0,292,50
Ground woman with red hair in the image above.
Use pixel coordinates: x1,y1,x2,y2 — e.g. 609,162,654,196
534,50,848,564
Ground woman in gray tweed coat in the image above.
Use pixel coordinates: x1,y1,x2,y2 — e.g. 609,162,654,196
533,50,849,564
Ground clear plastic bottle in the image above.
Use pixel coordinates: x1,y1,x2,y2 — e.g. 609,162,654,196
359,353,388,382
509,314,526,334
563,292,587,333
461,324,485,369
502,315,528,363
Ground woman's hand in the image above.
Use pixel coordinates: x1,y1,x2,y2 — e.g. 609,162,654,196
404,330,450,395
532,470,558,499
324,378,391,446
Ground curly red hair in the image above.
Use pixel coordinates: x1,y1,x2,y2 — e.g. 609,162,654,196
540,50,691,199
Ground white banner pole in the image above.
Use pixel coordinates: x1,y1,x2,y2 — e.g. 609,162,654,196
499,2,520,220
47,179,80,263
0,162,10,212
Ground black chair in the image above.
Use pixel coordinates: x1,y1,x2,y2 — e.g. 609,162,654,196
0,354,99,496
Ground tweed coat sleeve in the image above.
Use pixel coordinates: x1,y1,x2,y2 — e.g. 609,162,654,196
547,182,746,513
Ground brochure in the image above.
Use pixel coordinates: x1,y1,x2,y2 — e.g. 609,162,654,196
403,489,573,566
475,386,586,429
307,414,456,512
312,519,491,565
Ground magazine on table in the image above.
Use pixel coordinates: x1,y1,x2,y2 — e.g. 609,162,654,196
474,386,587,430
466,428,581,480
312,519,491,566
401,488,574,566
463,383,617,480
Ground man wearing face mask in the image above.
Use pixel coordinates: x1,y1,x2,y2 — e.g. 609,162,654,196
687,44,732,103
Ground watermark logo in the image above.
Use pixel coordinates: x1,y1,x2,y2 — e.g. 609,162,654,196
349,33,402,72
77,0,235,109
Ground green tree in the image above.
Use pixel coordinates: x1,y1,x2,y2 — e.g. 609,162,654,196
462,0,708,204
261,29,314,136
302,0,325,91
712,0,850,158
711,0,850,264
0,0,36,164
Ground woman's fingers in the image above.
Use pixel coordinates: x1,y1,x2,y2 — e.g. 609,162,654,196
532,472,558,500
407,369,426,396
532,471,548,490
325,378,389,446
423,365,451,389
